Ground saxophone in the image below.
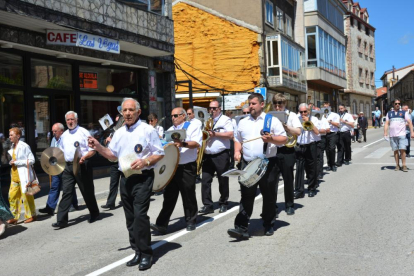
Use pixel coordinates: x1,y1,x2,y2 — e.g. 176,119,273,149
196,112,214,175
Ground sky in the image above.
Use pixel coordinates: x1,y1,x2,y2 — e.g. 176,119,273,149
361,0,414,86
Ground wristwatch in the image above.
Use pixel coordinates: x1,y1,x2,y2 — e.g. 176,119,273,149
182,141,188,147
145,159,150,166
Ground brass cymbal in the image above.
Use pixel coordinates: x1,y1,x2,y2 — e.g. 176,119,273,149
40,147,65,176
73,148,81,176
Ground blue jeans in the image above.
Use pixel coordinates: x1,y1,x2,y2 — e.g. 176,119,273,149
46,173,78,210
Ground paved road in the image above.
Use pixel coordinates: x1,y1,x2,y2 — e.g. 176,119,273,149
1,128,414,276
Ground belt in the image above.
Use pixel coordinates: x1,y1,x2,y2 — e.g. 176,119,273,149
66,161,73,165
205,149,228,157
327,132,337,135
298,142,315,147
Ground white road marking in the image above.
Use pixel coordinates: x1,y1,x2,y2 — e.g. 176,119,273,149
86,185,284,276
363,138,385,148
364,147,391,159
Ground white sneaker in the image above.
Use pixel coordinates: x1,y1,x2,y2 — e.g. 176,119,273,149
0,220,5,237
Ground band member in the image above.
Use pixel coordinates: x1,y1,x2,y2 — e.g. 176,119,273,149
151,107,202,234
228,93,287,239
317,113,331,179
89,98,164,271
323,102,340,172
272,93,302,215
198,100,234,214
52,111,99,229
337,104,354,166
295,103,320,198
148,113,164,139
186,107,202,129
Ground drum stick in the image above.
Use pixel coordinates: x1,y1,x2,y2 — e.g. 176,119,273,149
242,133,274,144
234,160,239,169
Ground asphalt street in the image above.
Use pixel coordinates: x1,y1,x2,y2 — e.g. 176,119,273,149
1,128,414,276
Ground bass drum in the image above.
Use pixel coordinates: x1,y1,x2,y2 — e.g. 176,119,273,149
153,143,180,192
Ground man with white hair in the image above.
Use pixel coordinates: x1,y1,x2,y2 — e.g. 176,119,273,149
52,111,99,229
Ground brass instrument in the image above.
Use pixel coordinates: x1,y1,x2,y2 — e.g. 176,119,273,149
284,111,298,148
301,107,315,131
196,112,214,175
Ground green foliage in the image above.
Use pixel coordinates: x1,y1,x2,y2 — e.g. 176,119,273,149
46,76,70,89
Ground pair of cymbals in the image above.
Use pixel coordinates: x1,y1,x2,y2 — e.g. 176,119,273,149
40,147,65,176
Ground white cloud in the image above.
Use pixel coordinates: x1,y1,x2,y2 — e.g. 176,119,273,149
399,33,414,45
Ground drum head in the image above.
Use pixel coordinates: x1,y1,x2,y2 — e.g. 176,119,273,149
239,158,262,182
153,144,179,192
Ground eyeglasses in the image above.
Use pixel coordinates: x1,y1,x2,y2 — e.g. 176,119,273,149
208,107,219,111
243,112,250,114
299,111,308,114
273,101,284,105
394,103,401,105
187,113,192,115
171,114,182,118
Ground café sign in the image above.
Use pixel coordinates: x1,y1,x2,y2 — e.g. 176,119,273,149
46,30,120,54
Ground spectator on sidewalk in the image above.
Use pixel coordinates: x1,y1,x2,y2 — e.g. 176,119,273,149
352,115,358,142
357,112,368,142
374,107,381,128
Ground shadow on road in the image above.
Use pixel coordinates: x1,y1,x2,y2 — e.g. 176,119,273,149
153,242,182,264
381,166,397,170
1,224,28,239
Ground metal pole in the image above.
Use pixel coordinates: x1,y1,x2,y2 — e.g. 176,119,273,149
188,80,193,108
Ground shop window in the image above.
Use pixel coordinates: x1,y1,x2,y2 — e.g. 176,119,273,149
0,88,25,166
31,59,72,90
79,66,137,94
0,52,23,86
34,95,50,160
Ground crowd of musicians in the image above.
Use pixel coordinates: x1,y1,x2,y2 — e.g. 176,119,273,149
0,94,361,271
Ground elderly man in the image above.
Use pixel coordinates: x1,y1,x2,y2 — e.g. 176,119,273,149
89,98,164,271
151,107,202,234
357,111,368,142
39,123,78,215
53,112,99,229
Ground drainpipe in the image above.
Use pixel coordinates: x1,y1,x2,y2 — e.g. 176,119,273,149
261,0,268,98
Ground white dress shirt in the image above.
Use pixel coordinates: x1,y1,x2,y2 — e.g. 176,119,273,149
235,112,286,162
59,125,94,162
297,116,320,144
339,113,355,132
167,121,203,165
319,117,330,136
231,118,237,135
155,125,164,138
108,119,164,171
286,111,303,128
190,118,202,129
205,114,234,154
326,112,340,132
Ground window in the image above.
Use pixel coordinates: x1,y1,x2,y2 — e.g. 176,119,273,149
116,0,165,16
370,72,375,86
31,59,72,90
265,0,274,27
358,21,361,31
364,41,368,56
359,68,363,83
276,8,283,31
267,40,280,76
352,101,357,114
286,15,292,37
350,17,354,27
365,27,370,36
0,53,23,86
369,44,374,59
307,34,317,67
357,38,362,53
365,69,369,85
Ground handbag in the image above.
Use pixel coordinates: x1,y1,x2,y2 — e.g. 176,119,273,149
26,159,41,196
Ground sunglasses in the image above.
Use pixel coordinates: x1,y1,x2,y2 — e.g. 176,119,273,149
299,111,308,114
273,101,284,105
171,114,182,118
394,103,401,105
208,107,219,111
243,112,250,114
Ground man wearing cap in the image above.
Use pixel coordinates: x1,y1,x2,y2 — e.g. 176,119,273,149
357,112,368,142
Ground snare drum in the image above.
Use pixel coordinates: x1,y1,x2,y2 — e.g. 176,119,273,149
238,157,269,188
152,143,180,192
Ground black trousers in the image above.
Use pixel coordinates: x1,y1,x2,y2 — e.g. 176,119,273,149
326,132,338,168
105,162,121,206
234,157,279,228
57,160,99,223
156,161,198,227
229,139,235,169
358,128,367,142
337,131,352,163
201,150,230,208
120,170,154,256
295,143,318,193
275,147,295,209
318,136,327,175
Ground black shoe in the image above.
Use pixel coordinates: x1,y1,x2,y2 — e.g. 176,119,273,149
344,161,350,165
52,221,68,229
335,162,342,167
332,166,337,172
227,226,249,240
294,192,304,199
264,225,274,236
39,206,54,216
101,204,115,210
318,174,323,180
88,213,101,223
308,190,316,197
139,254,153,271
150,223,167,235
198,206,214,214
219,205,228,213
186,224,196,231
326,166,332,171
126,252,141,267
286,207,295,215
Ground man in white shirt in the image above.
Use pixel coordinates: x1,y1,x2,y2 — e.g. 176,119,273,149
186,107,202,129
337,104,354,166
295,103,320,198
151,107,202,234
88,98,165,271
199,100,234,215
317,113,331,179
323,102,340,172
53,111,99,229
272,93,302,216
228,93,287,239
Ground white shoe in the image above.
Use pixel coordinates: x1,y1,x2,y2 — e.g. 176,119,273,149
0,220,5,237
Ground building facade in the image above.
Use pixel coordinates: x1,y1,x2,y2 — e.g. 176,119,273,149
0,0,175,178
380,63,414,103
342,0,376,117
389,70,414,109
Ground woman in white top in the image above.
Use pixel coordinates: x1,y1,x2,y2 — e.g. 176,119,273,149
148,113,164,139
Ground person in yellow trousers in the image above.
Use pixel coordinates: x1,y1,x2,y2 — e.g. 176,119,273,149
6,127,37,224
